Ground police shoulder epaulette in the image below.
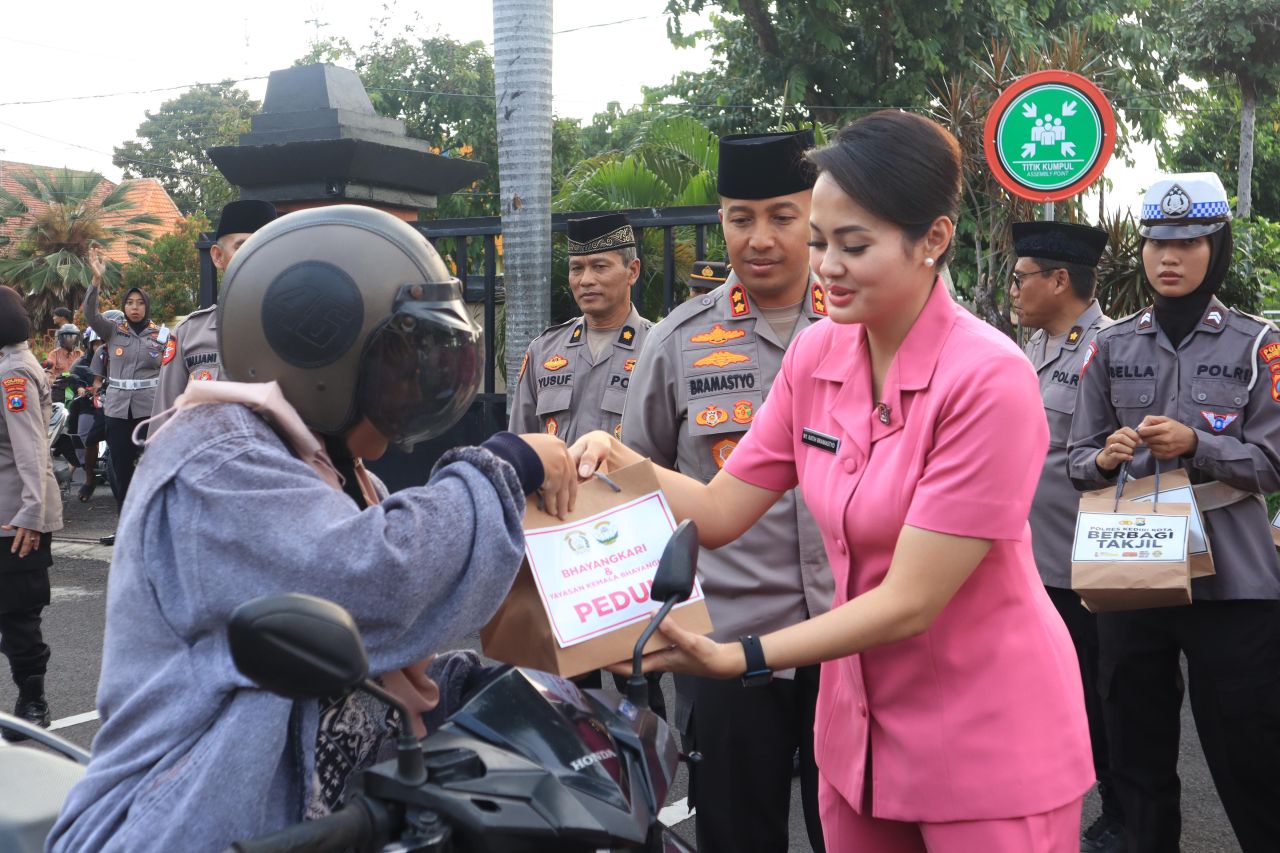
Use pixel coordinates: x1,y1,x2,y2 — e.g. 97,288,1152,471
1229,306,1278,331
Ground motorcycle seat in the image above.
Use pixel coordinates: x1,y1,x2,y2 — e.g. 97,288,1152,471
0,746,84,853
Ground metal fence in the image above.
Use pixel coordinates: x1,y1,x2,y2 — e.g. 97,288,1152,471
198,204,723,488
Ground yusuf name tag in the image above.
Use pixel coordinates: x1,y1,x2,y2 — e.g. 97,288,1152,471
801,427,840,454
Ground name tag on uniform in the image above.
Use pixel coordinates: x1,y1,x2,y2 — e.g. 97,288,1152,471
801,427,840,454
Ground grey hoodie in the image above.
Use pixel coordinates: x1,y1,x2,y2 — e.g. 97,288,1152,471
48,402,526,852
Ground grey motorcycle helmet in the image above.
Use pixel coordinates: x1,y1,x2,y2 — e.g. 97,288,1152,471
57,323,81,348
218,205,484,449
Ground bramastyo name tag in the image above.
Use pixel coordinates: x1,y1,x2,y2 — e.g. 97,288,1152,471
1072,512,1190,563
801,428,840,454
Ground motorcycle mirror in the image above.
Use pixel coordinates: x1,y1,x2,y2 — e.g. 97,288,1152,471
228,593,369,700
628,520,699,707
650,519,698,604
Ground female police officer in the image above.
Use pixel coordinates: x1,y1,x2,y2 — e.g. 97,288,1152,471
83,248,162,508
49,206,578,853
0,286,62,739
1068,173,1280,853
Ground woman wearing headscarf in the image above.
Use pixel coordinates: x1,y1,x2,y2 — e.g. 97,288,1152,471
575,111,1093,851
1067,173,1280,853
84,246,165,514
0,285,62,738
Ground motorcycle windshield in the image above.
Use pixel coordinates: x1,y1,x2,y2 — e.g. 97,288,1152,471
448,668,631,811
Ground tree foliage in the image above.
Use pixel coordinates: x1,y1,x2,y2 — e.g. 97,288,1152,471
657,0,1180,146
0,168,159,329
113,83,257,219
121,214,209,324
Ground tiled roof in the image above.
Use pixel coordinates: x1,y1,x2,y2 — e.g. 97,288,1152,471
0,160,183,264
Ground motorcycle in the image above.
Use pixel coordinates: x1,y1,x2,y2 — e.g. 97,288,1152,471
46,367,114,499
0,521,702,853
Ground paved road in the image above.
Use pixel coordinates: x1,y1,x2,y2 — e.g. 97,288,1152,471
0,489,1244,851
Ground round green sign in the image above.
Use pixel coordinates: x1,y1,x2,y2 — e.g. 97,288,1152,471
984,71,1117,202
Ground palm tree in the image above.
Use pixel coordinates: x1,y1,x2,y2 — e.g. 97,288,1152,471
493,0,554,389
0,167,159,329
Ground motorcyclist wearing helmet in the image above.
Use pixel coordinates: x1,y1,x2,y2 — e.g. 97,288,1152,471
49,207,580,853
43,322,83,386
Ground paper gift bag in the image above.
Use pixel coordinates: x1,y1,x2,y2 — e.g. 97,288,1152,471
1080,468,1214,579
1270,506,1280,550
481,459,714,678
1072,464,1193,612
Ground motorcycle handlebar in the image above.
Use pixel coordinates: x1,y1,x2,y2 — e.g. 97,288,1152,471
225,796,388,853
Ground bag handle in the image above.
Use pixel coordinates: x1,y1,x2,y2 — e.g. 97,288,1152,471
1113,457,1163,511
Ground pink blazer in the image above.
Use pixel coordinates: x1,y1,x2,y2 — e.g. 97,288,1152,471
725,281,1093,822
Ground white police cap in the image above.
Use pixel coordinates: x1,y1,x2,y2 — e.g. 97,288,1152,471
1139,172,1231,239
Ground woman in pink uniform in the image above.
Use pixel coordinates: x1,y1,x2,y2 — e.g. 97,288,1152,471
575,111,1093,851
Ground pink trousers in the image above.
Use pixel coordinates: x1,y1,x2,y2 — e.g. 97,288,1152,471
818,779,1084,852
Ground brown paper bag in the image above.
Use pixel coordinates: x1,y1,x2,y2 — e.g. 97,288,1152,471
481,459,714,678
1080,468,1214,579
1072,465,1193,612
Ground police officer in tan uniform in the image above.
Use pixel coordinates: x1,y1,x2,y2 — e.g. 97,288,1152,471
152,200,277,418
621,130,831,853
1010,221,1123,852
0,286,62,739
1068,173,1280,853
509,212,652,444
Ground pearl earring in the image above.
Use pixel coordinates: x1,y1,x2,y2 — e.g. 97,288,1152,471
924,257,935,267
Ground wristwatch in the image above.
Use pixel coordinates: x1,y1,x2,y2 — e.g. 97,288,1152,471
739,635,773,687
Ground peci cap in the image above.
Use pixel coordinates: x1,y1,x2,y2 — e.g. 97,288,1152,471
215,199,279,240
1012,221,1109,268
687,260,730,293
717,130,816,200
1139,172,1231,239
566,213,636,256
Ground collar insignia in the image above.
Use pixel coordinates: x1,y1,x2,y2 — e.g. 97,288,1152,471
811,283,827,316
690,324,746,345
618,326,636,345
569,324,584,344
1204,309,1223,328
1066,326,1082,345
729,284,751,318
1137,310,1154,331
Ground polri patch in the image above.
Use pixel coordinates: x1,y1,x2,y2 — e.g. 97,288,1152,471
1200,411,1238,433
1260,342,1280,364
801,427,840,454
3,376,27,413
519,351,529,380
1080,340,1099,376
162,337,178,365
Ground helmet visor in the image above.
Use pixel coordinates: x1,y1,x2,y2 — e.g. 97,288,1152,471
1138,219,1228,240
356,281,483,450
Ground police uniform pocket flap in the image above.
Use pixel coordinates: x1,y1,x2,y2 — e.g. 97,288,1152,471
687,393,761,437
1042,382,1077,415
535,386,573,416
601,387,627,415
1111,380,1156,409
1190,377,1248,409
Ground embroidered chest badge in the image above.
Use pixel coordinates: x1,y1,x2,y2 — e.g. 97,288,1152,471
693,350,750,369
624,358,637,373
545,416,560,436
690,324,746,345
1200,411,1238,433
544,354,569,371
731,399,754,424
695,404,730,428
712,438,738,469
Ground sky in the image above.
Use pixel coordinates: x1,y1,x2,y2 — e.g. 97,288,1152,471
0,0,1155,213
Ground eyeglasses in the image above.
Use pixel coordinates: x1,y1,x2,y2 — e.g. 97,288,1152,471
1010,267,1062,289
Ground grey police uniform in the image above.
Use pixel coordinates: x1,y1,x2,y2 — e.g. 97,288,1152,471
1068,299,1280,600
508,305,652,444
622,274,833,639
1067,298,1280,852
152,305,219,418
1,342,61,691
83,285,164,419
1025,300,1110,588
